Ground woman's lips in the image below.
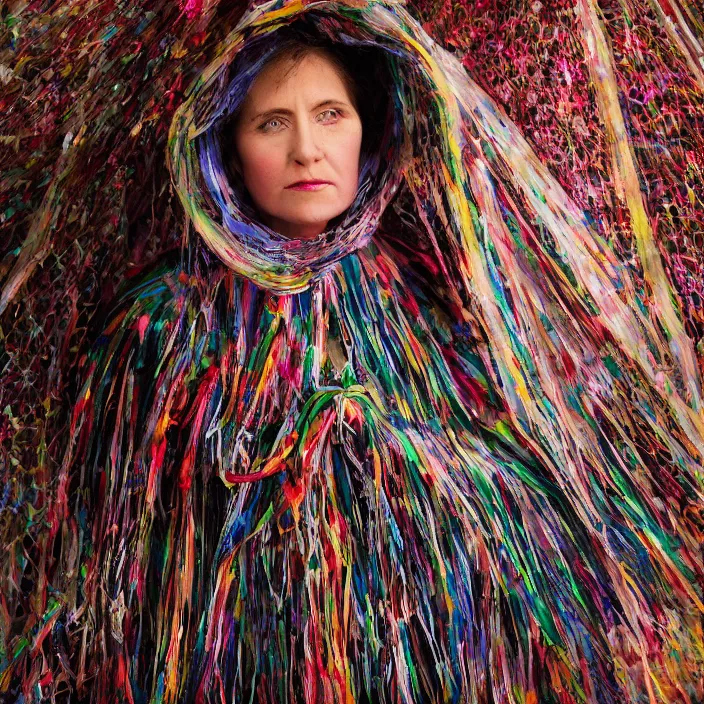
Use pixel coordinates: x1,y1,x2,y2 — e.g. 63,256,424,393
286,181,331,191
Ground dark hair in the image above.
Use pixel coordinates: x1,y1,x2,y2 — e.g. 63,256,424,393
218,17,393,193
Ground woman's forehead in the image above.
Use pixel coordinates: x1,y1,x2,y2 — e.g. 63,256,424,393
238,51,357,114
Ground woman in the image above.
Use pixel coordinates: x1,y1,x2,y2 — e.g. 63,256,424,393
3,0,704,702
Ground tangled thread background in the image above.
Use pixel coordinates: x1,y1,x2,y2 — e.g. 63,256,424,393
1,0,704,698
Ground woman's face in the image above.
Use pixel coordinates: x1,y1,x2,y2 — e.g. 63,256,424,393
231,49,363,241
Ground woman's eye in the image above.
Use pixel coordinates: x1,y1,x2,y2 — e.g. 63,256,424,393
258,109,341,132
259,117,283,132
318,108,340,122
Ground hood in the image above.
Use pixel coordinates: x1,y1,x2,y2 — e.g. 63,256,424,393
166,0,704,460
166,0,431,294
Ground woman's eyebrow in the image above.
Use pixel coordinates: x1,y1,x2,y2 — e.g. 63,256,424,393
249,99,351,123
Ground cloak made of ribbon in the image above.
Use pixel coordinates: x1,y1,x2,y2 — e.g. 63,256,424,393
4,1,704,703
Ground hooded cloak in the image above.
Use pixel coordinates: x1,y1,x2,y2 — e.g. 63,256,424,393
4,1,704,702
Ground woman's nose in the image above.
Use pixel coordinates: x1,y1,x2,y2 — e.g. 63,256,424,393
290,119,323,164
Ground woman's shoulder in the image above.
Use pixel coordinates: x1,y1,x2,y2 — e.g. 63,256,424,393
83,249,241,379
69,251,237,446
87,252,184,355
110,248,192,313
95,249,234,339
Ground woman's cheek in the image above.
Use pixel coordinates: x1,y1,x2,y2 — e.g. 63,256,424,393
251,147,283,182
337,131,363,196
244,146,284,199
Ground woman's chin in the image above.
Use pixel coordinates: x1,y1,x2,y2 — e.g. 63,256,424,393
261,217,331,240
260,210,348,237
